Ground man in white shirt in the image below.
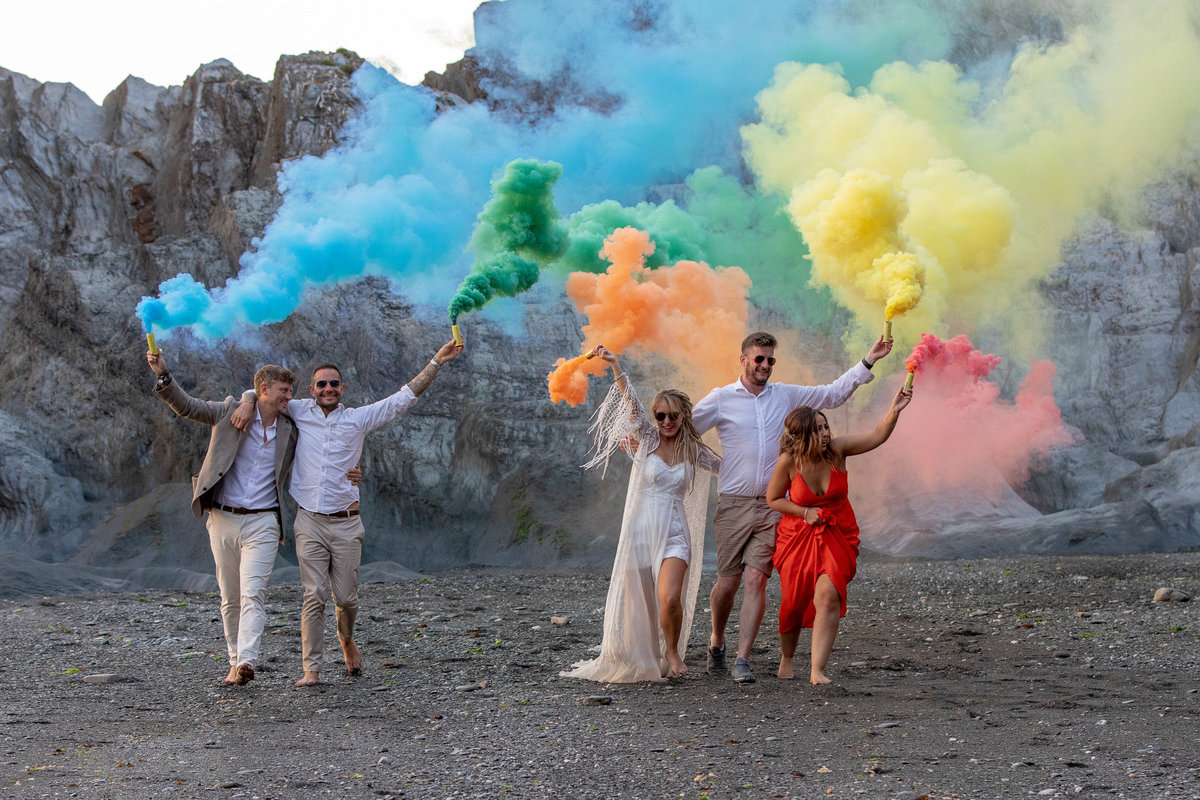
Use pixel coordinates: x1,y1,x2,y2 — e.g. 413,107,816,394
237,339,464,687
692,331,892,683
148,350,298,686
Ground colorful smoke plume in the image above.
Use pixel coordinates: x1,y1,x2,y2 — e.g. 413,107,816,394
854,333,1075,514
448,159,568,323
134,1,954,341
743,0,1200,352
548,227,750,406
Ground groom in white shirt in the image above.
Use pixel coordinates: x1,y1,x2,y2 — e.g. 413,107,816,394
235,339,464,687
692,331,892,684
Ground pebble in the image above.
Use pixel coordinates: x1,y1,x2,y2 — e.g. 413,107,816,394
582,696,613,706
82,673,119,684
550,616,569,625
1153,587,1191,602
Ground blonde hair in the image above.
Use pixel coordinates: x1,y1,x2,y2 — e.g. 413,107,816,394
780,406,834,467
652,389,718,485
254,364,296,394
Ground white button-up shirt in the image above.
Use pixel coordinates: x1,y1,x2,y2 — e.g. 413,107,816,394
692,363,874,497
214,410,279,510
288,386,419,514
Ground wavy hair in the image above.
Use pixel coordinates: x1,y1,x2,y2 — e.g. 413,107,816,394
779,406,834,467
652,389,718,484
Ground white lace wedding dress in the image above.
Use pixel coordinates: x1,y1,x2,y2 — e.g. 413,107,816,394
562,381,719,683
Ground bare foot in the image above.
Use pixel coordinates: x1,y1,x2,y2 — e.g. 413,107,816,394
222,665,238,685
294,671,320,687
341,639,362,676
233,664,255,685
665,651,688,677
810,669,832,685
778,657,795,680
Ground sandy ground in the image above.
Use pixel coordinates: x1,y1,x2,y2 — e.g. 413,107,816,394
2,552,1198,799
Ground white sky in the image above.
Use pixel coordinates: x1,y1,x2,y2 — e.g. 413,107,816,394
1,0,488,104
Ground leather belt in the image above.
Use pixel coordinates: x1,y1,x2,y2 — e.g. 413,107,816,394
307,508,361,519
214,503,279,515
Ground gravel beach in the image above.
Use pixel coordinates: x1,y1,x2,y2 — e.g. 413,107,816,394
2,552,1198,799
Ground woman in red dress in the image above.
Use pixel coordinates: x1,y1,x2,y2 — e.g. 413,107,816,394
765,388,910,684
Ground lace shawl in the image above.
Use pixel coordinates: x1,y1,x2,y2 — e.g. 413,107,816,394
563,380,718,683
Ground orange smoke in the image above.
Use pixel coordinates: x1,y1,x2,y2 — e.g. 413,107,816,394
548,226,751,405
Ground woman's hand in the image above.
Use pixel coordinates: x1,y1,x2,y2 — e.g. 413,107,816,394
892,386,913,413
803,507,831,526
592,344,619,367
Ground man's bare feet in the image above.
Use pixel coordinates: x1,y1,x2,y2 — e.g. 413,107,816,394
294,671,320,687
810,669,831,685
222,665,239,685
341,639,362,676
778,657,795,680
233,664,255,685
665,650,688,677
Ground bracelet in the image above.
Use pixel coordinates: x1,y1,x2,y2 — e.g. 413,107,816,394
430,358,442,368
861,358,874,370
613,371,625,381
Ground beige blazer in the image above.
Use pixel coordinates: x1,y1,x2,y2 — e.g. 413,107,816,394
154,379,298,542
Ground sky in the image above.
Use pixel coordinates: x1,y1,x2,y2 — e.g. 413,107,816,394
0,0,487,103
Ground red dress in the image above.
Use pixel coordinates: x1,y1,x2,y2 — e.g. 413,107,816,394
773,467,860,632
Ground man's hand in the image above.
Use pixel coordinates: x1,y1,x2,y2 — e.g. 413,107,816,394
230,394,256,432
147,349,168,376
434,339,465,365
347,464,362,486
865,336,894,366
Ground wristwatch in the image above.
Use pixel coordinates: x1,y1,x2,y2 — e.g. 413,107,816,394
430,357,442,368
861,358,874,370
156,371,173,388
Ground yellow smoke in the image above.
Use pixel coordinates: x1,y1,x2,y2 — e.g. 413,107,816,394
743,0,1200,354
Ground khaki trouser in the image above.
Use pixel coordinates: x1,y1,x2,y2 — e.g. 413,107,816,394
207,509,280,667
295,508,365,673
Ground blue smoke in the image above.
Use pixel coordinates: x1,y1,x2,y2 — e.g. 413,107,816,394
137,0,954,339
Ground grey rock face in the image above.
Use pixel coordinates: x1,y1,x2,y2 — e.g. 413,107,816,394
1,24,1200,586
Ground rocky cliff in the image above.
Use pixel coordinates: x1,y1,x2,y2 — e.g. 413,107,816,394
2,9,1199,590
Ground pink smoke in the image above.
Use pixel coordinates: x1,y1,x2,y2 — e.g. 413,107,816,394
856,334,1074,510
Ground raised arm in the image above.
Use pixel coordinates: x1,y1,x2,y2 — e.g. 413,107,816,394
834,386,911,458
592,343,653,445
408,339,465,397
147,349,228,425
592,344,631,402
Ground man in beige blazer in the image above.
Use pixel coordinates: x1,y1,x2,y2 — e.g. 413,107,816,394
148,349,298,686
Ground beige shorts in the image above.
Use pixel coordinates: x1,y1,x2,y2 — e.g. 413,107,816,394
714,494,780,578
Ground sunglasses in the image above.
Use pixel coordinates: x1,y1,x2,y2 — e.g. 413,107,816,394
654,411,681,422
314,379,342,389
751,355,776,366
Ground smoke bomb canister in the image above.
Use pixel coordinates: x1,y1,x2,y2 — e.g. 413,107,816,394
146,332,158,354
884,319,893,342
451,324,463,346
903,370,914,392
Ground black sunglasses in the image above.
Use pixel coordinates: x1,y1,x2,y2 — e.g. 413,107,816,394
654,411,680,422
752,355,776,365
314,379,342,389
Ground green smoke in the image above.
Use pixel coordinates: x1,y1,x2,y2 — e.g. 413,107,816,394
448,159,569,322
564,167,837,328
